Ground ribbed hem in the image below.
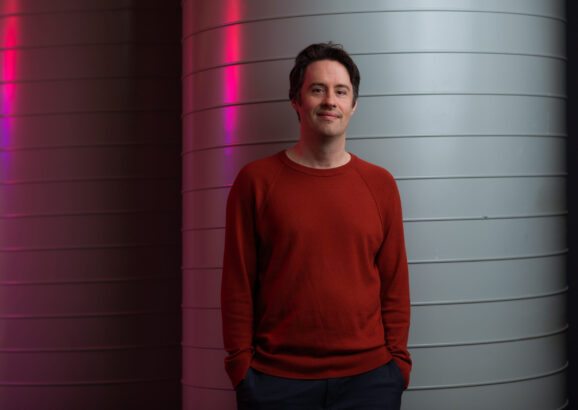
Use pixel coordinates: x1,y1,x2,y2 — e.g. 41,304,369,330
250,345,391,381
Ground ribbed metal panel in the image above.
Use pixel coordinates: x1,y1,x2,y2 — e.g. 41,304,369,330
0,1,182,408
182,1,567,408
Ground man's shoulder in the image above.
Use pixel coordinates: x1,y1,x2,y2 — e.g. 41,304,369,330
231,151,285,192
237,151,284,180
352,155,402,210
242,151,283,172
352,154,396,186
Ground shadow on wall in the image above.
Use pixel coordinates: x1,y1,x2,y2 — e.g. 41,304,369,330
0,2,182,409
566,1,578,408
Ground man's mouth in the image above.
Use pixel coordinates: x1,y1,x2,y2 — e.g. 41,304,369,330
317,111,340,119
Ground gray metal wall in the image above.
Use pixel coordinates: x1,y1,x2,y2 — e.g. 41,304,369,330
182,1,567,408
0,1,182,408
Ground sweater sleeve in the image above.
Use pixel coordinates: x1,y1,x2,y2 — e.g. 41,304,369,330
376,178,412,388
220,168,258,388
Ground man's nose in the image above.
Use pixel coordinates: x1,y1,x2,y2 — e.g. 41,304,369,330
322,90,337,106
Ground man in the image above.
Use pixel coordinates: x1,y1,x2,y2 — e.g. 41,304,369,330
221,42,411,409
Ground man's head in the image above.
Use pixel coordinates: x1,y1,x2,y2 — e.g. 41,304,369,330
289,43,360,140
289,42,360,107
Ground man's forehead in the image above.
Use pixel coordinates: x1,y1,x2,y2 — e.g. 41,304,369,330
303,60,352,85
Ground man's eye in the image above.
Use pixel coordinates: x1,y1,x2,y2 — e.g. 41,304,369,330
312,88,323,93
337,89,347,96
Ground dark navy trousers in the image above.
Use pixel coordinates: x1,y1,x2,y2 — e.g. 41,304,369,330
236,359,405,410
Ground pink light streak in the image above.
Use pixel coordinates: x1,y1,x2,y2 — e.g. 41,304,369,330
223,0,241,162
1,1,20,180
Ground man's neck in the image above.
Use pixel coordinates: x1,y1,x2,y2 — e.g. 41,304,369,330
286,136,350,169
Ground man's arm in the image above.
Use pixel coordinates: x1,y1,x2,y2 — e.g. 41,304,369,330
221,169,258,388
377,179,412,388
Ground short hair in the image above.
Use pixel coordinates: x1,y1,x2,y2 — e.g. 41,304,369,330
289,42,360,106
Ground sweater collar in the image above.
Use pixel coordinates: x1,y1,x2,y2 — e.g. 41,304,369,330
278,150,356,176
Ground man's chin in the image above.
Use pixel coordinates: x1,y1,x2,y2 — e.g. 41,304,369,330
317,129,345,140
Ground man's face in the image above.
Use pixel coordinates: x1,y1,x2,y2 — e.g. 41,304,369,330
292,59,357,140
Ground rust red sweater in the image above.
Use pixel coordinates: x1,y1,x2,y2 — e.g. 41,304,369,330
221,151,411,388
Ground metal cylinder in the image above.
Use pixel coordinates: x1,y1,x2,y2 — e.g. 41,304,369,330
0,1,182,408
182,1,567,408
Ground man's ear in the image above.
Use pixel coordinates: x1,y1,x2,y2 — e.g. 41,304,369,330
290,98,299,111
352,99,358,114
290,98,301,121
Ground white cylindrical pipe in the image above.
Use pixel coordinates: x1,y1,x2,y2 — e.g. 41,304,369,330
182,1,567,408
0,1,182,408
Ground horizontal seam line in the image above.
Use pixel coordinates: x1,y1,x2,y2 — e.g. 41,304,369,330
185,51,567,75
181,133,567,154
0,243,179,252
1,142,180,152
0,310,180,319
181,186,231,193
183,99,286,115
0,275,181,286
179,287,568,311
180,344,225,351
407,362,568,391
347,133,568,140
0,7,180,18
185,9,565,37
404,212,568,222
183,92,566,114
181,139,296,155
408,326,568,349
179,254,573,271
395,173,567,181
0,75,180,85
0,40,179,52
179,247,568,271
182,227,222,232
363,92,567,99
182,49,567,81
182,173,568,193
181,173,566,193
0,377,180,387
182,306,220,311
0,209,179,219
180,288,569,312
408,249,568,264
1,176,180,185
0,343,180,353
180,382,231,391
411,286,568,306
0,109,180,119
181,213,567,232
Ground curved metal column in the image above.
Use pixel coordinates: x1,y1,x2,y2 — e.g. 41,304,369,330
0,1,182,408
182,1,567,408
